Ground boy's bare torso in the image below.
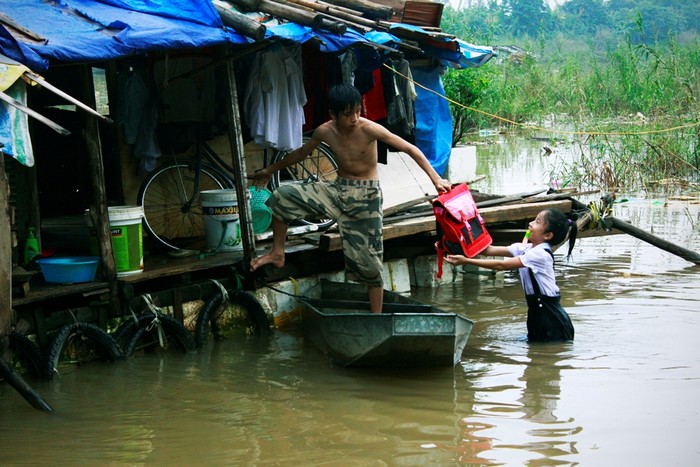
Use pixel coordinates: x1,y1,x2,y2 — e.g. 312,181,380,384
313,116,381,181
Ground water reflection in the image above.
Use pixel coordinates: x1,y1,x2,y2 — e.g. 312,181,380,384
2,136,699,465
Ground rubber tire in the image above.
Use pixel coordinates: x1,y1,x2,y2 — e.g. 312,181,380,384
7,332,44,380
195,289,270,347
121,313,197,357
44,322,124,380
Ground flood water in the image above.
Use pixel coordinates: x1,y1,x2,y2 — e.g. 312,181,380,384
2,135,700,465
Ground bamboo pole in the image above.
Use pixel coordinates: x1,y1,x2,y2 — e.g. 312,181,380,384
21,72,113,123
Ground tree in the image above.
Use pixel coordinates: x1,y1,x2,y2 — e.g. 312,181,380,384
500,0,553,37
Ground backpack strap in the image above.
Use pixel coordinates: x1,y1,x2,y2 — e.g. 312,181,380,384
527,248,553,295
436,244,446,279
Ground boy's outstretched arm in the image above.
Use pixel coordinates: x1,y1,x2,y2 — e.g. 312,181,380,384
375,125,451,193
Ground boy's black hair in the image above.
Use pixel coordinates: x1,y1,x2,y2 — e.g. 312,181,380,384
328,84,362,117
544,208,578,260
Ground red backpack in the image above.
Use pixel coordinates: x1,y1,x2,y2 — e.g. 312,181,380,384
433,183,492,278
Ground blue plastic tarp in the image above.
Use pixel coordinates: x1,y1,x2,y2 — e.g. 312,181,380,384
0,0,248,71
411,67,453,177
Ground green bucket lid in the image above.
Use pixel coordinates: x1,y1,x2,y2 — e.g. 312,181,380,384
251,205,272,234
249,186,272,207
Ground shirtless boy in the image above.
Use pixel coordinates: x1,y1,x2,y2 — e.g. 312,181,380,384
250,84,451,313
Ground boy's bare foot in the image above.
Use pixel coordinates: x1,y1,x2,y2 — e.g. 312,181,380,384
250,252,285,272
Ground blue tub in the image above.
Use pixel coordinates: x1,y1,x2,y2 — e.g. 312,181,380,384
36,256,100,284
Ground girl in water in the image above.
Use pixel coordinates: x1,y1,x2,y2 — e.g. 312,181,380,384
444,208,577,342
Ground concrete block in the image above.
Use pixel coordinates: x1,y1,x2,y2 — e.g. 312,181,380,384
410,254,462,288
444,146,477,183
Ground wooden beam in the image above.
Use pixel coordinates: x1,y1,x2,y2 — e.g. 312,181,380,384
0,154,11,335
610,216,700,264
331,0,394,20
223,54,256,278
569,197,700,265
80,65,119,315
320,200,573,251
214,1,267,41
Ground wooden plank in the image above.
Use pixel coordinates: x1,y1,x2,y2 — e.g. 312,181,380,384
378,151,437,212
117,251,245,284
320,200,572,251
480,200,572,224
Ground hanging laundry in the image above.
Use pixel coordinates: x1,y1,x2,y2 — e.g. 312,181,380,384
383,59,416,140
0,79,34,167
116,67,161,174
243,44,306,152
0,57,34,166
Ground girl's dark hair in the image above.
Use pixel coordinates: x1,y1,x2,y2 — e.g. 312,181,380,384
328,84,362,117
544,208,578,259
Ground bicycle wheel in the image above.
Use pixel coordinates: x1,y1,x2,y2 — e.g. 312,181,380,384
269,140,338,230
138,162,233,251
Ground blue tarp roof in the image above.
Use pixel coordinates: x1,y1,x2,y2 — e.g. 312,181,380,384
0,0,248,71
0,0,493,72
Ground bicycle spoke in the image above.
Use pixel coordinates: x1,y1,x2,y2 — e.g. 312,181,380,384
270,139,338,230
139,163,230,250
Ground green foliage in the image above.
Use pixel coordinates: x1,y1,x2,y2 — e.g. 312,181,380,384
442,67,493,146
440,3,700,191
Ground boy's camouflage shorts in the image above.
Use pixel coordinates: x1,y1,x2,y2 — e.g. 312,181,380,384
267,178,384,287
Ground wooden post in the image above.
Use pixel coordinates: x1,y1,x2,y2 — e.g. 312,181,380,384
223,51,256,273
0,154,11,335
1,156,53,412
80,65,119,314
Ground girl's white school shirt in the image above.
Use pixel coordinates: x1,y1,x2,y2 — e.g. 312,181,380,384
507,242,560,297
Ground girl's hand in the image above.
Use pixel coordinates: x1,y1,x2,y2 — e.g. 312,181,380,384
444,254,468,265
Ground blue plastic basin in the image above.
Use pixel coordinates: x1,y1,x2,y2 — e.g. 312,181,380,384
36,256,100,284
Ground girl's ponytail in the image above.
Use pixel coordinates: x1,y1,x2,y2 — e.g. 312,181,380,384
565,218,578,261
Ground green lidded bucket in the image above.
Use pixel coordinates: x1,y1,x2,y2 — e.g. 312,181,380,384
86,205,144,276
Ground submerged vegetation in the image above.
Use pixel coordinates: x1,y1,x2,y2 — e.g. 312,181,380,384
441,1,700,195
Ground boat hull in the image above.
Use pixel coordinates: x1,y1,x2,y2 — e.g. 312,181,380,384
299,281,474,367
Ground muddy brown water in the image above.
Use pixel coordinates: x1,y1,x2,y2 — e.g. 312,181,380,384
2,137,699,465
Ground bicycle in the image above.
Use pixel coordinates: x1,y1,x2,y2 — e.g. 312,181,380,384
137,136,338,251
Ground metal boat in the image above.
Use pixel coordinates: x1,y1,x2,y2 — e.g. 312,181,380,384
299,281,474,367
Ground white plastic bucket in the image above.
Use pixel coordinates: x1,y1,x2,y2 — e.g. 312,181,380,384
86,205,144,276
201,189,242,252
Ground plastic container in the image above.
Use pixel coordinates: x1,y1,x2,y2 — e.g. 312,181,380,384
248,187,272,234
201,189,242,251
86,206,144,276
36,256,100,284
24,227,40,265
